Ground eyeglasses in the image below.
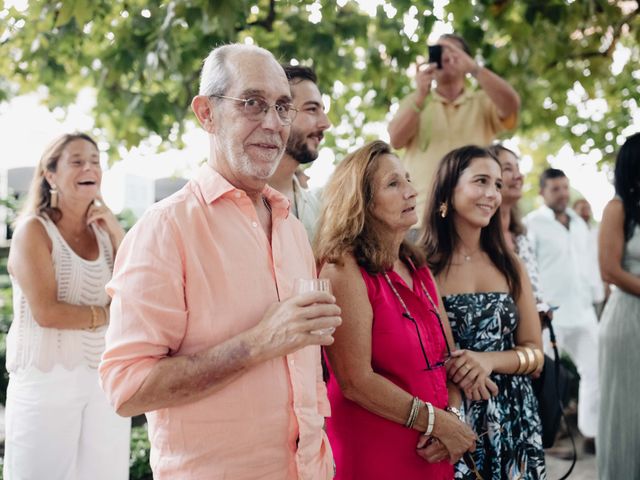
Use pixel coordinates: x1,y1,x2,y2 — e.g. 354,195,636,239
210,94,298,125
383,268,452,371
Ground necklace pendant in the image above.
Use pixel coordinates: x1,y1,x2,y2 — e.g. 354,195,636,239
464,255,471,261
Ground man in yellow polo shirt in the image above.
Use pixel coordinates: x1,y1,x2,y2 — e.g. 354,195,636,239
388,33,520,224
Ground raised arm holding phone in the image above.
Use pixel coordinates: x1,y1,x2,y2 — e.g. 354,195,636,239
388,33,521,225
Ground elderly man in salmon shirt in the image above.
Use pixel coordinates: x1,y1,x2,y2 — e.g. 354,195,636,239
99,43,342,480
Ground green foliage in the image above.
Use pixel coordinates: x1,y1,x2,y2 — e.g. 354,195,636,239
1,1,638,164
130,424,152,480
0,250,10,407
116,208,139,232
0,196,19,406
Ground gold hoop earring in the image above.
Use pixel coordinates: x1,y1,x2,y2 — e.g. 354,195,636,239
439,202,448,218
49,185,59,208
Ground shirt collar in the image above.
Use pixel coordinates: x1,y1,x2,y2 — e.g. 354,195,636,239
537,204,556,219
538,204,580,222
195,164,291,218
292,174,307,206
262,183,291,219
431,86,472,106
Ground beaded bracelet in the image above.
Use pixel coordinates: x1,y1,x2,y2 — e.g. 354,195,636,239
405,397,421,429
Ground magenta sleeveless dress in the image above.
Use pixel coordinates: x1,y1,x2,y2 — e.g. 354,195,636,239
325,266,453,480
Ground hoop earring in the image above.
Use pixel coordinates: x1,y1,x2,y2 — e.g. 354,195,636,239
49,184,59,208
439,202,448,218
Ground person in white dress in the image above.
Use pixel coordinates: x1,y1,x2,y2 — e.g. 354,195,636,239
4,133,131,479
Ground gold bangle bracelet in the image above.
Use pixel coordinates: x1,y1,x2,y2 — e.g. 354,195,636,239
532,348,544,372
100,305,108,326
515,349,526,375
517,347,532,374
88,306,97,331
522,347,536,374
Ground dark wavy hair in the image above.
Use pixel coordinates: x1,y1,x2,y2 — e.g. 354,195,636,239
314,140,425,274
281,64,317,85
614,132,640,240
419,145,521,298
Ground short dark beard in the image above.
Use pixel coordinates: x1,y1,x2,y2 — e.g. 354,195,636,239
286,129,318,165
547,203,567,216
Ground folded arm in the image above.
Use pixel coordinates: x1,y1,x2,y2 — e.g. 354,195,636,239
321,256,475,463
8,217,109,330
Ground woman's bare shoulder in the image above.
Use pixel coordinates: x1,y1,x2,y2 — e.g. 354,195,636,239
12,215,50,245
320,254,366,291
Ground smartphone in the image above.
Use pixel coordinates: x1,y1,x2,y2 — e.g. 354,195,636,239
428,45,443,69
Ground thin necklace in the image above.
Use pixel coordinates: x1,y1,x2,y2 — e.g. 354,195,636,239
383,259,439,316
459,248,480,262
384,271,440,314
382,259,452,370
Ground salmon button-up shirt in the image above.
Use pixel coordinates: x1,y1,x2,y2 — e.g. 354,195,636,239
99,164,333,480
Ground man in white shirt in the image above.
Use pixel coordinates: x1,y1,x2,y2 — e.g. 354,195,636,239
525,168,599,451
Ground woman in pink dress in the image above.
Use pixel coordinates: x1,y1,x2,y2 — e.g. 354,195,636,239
315,141,485,480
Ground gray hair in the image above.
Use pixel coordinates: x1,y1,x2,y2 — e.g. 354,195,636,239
198,43,277,97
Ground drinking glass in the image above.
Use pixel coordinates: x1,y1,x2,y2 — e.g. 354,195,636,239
293,278,335,335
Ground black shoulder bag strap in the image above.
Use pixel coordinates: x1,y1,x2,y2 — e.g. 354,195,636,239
547,319,577,479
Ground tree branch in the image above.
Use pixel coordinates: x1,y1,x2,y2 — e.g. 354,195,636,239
244,0,276,32
545,5,638,69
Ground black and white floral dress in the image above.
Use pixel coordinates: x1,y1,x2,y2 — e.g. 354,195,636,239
444,292,546,480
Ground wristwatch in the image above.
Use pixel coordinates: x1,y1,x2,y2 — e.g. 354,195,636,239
446,406,464,422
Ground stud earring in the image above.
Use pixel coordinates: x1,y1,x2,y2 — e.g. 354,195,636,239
439,202,448,218
49,184,59,208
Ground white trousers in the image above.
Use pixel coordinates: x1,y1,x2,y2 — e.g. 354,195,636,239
3,364,131,480
544,318,600,438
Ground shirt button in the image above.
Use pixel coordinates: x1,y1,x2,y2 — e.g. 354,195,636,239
290,359,295,367
235,191,241,198
252,221,258,228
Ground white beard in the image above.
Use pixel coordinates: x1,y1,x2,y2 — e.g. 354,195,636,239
218,127,283,180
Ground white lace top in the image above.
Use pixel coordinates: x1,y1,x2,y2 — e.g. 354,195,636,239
6,215,114,372
515,233,547,308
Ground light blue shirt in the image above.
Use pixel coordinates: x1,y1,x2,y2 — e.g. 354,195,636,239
292,174,321,242
524,206,596,327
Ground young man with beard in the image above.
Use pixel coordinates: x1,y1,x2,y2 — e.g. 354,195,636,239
388,33,520,225
269,65,330,240
99,44,341,479
525,168,600,454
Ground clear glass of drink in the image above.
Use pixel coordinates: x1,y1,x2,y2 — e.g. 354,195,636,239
293,278,335,335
